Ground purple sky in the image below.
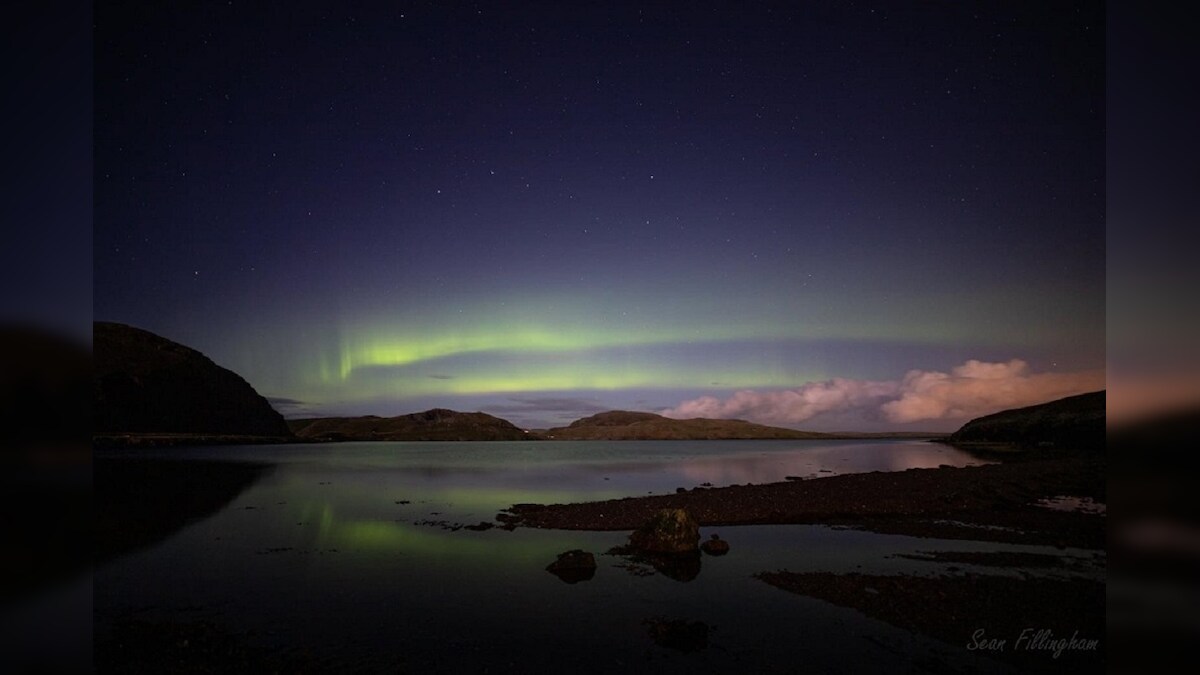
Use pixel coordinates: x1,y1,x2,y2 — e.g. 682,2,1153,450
94,2,1104,430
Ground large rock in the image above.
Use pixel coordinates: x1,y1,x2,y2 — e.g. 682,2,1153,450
629,509,700,555
700,533,730,556
545,549,597,584
94,322,291,438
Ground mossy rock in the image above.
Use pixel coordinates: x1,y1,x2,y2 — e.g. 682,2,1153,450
629,509,700,554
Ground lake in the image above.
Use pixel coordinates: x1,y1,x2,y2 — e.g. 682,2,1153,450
93,440,1086,672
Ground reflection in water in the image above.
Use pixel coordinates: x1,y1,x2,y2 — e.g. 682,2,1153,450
95,440,1023,672
94,458,270,564
677,441,990,486
645,617,711,653
757,570,1104,671
631,551,702,582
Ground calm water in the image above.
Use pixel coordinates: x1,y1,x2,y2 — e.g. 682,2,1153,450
93,440,1087,672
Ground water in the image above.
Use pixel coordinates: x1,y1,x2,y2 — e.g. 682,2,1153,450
93,440,1084,672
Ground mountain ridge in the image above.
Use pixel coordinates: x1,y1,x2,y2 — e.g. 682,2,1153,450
289,408,529,441
546,410,837,440
945,390,1104,451
94,321,292,439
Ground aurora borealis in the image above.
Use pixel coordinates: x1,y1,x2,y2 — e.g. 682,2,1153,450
94,2,1104,431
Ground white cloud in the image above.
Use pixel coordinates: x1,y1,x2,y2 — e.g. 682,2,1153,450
662,359,1105,426
880,359,1104,423
662,378,898,425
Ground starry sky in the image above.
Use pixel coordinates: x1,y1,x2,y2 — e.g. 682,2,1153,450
94,2,1105,431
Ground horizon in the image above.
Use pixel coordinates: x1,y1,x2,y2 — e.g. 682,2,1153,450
278,403,959,435
268,388,1104,435
95,3,1103,434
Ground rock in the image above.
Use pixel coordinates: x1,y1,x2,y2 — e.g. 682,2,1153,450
700,533,730,556
628,508,700,555
545,549,596,584
610,513,704,582
644,618,710,652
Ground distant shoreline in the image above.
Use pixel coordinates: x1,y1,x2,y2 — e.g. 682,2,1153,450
92,434,297,448
93,431,947,448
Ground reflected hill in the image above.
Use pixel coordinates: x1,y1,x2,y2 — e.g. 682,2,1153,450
95,458,271,565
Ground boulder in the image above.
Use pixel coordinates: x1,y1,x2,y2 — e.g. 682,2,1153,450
644,618,710,652
628,509,700,555
545,549,596,584
700,533,730,556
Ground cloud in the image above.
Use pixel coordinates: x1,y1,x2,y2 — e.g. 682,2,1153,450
880,359,1105,423
266,396,314,418
662,359,1104,426
663,378,898,425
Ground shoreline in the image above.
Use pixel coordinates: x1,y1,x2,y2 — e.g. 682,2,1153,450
94,432,948,448
93,434,297,448
506,452,1105,549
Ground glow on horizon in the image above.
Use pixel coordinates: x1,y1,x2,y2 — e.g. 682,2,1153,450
323,322,782,382
203,286,1103,416
355,363,815,396
314,295,1004,385
302,349,826,404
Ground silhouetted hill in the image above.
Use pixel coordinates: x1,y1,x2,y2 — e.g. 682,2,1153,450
94,322,291,439
289,408,530,441
547,410,835,440
946,391,1105,450
1,325,91,449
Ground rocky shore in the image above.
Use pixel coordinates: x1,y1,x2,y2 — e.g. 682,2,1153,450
506,452,1105,549
508,450,1105,670
757,570,1104,671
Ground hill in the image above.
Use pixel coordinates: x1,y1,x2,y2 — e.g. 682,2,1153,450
544,410,835,440
94,322,291,440
946,390,1105,451
289,408,530,441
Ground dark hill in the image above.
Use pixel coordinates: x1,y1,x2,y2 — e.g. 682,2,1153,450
548,410,834,440
946,391,1105,450
94,322,291,438
289,408,529,441
565,410,662,428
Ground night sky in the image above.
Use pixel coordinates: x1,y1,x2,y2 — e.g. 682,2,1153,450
94,2,1105,431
